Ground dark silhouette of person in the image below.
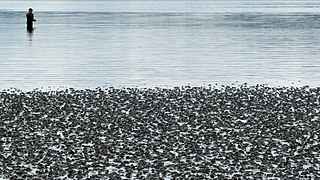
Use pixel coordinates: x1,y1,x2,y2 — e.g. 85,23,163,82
26,8,36,32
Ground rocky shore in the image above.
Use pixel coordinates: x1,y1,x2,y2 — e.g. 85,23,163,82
1,85,320,179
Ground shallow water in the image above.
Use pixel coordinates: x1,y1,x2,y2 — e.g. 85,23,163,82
1,0,320,90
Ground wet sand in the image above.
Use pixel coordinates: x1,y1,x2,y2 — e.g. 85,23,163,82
1,85,320,179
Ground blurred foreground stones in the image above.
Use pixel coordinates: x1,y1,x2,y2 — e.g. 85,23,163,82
1,85,320,179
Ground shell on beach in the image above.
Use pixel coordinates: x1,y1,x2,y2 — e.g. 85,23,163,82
0,85,320,179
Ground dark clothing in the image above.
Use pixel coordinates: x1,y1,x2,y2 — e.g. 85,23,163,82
26,12,35,30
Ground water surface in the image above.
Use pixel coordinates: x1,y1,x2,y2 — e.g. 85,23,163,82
1,0,320,90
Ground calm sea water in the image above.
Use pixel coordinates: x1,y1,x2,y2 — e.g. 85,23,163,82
1,0,320,90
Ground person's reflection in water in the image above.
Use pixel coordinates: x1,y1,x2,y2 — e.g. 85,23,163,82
26,8,36,32
27,29,33,43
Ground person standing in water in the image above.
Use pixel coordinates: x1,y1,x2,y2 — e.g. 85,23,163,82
26,8,36,31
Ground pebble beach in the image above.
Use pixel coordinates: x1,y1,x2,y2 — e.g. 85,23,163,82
1,85,320,179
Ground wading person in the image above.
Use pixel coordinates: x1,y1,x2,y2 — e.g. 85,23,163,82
26,8,36,31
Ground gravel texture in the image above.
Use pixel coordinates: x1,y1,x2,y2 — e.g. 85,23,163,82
1,85,320,179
